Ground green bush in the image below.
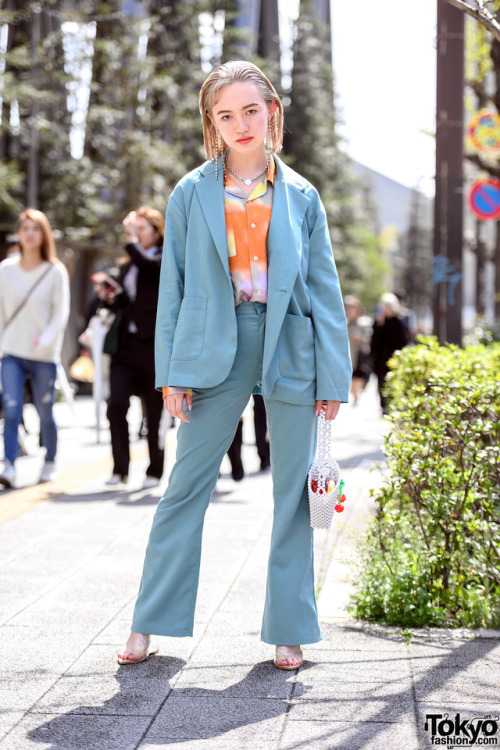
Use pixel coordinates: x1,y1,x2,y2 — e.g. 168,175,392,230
352,337,500,628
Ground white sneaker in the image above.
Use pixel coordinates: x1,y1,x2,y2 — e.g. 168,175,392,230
142,476,159,489
106,474,128,486
0,461,16,489
39,461,57,483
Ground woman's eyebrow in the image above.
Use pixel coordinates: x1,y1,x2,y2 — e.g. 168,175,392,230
216,102,261,115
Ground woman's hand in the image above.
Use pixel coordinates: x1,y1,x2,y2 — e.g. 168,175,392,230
315,400,340,420
122,211,139,243
164,392,192,423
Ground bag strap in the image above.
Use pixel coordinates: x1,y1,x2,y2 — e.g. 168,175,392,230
3,264,54,331
316,409,333,466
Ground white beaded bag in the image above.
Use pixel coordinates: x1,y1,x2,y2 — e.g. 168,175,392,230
307,410,343,529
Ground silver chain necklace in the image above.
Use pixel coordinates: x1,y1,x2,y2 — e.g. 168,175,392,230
224,153,270,186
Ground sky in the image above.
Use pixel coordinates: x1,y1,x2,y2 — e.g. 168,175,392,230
279,0,437,197
330,0,437,196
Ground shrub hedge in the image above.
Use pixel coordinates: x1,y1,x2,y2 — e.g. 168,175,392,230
352,337,500,628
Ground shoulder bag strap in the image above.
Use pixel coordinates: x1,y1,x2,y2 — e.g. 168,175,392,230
3,264,54,331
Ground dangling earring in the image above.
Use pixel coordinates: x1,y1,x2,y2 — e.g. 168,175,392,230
266,116,273,153
213,129,221,180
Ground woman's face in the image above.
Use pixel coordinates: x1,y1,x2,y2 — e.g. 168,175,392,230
17,218,44,253
136,216,159,250
211,81,276,158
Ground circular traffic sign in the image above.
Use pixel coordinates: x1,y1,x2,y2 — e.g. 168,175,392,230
468,179,500,220
469,109,500,153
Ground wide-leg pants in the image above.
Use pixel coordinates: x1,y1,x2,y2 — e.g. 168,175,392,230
131,302,321,645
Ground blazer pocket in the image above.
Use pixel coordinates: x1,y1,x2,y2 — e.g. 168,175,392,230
278,313,315,380
171,296,207,361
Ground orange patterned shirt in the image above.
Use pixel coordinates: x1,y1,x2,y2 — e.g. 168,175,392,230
224,156,275,305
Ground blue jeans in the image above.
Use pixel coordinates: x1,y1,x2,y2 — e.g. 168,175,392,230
1,355,58,464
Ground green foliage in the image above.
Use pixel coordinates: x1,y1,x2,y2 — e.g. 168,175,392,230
353,337,500,628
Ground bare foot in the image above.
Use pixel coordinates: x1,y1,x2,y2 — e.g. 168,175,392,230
274,645,303,670
117,632,156,665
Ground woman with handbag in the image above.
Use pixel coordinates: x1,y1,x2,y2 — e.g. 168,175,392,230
118,61,352,670
0,209,70,489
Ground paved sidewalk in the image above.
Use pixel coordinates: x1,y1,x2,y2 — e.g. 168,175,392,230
0,382,498,749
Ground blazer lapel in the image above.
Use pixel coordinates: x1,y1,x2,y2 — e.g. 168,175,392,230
194,159,229,275
263,159,310,379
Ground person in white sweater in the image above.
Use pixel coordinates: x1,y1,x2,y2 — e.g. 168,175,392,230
0,208,70,489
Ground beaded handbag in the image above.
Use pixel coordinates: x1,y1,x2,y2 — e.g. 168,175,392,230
307,409,345,529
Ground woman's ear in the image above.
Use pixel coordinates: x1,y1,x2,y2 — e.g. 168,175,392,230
268,100,278,118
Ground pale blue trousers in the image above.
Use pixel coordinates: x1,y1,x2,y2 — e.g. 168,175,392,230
131,302,321,645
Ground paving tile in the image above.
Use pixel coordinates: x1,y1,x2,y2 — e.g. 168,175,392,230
409,639,500,666
289,650,411,682
140,739,278,750
145,696,287,742
189,636,274,666
0,676,57,712
0,625,95,677
202,610,262,638
30,674,171,716
411,666,499,703
173,662,295,699
0,713,152,750
0,712,26,742
279,718,419,750
290,673,415,708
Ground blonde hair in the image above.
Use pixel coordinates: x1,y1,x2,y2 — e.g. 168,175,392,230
199,60,284,160
380,292,401,315
17,208,57,263
136,206,164,243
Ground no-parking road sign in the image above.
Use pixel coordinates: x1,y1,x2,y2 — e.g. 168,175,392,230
468,179,500,220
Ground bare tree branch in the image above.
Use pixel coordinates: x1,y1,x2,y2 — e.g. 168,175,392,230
443,0,500,42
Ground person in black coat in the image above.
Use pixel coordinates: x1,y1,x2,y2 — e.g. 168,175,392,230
106,207,165,488
370,292,409,414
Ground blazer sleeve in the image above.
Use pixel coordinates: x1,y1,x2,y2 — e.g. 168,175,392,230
306,194,352,402
155,189,187,390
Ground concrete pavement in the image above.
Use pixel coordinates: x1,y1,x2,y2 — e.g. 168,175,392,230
0,380,498,749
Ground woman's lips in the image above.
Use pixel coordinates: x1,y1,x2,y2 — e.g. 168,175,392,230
236,137,253,144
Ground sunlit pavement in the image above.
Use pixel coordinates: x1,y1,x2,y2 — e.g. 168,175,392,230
0,380,498,750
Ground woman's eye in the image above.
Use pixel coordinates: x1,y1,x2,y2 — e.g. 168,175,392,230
221,115,231,121
247,109,257,115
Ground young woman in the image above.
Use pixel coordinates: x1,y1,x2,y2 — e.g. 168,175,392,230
0,209,70,488
118,61,352,670
105,207,165,489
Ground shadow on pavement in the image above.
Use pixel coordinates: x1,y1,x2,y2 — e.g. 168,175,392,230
25,659,314,749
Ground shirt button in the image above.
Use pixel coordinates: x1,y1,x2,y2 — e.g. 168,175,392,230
250,223,256,228
253,256,259,261
256,290,262,295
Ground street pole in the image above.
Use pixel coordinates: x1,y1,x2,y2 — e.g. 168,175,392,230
433,0,465,345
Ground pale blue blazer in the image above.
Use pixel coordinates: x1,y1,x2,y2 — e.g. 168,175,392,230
155,154,352,406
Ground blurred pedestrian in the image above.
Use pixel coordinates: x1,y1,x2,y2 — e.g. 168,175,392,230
394,291,417,343
105,207,165,489
0,209,70,488
370,292,409,414
118,61,351,671
344,296,372,404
